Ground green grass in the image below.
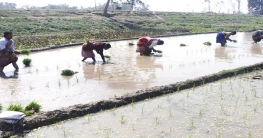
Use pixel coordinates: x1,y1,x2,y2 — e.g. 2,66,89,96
25,101,41,113
20,49,31,55
61,69,75,76
23,58,32,66
7,104,24,112
180,43,187,46
203,41,212,45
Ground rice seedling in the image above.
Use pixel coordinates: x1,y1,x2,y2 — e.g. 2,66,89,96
248,131,252,138
35,68,39,73
62,128,66,137
203,41,212,45
180,43,187,46
167,93,171,99
58,79,61,86
61,69,75,76
169,108,172,116
120,115,125,124
190,118,194,127
86,114,91,122
75,76,79,83
25,101,41,113
29,85,34,91
141,105,144,114
20,49,31,55
187,91,190,98
199,108,203,117
9,86,16,94
217,131,222,138
156,50,162,53
131,99,134,107
155,116,160,124
0,103,2,111
46,82,49,88
132,123,135,131
23,58,32,66
232,40,237,43
177,86,180,92
112,105,117,111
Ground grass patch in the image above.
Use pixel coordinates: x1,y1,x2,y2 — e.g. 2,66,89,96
7,104,24,112
20,49,31,55
203,41,212,45
104,55,111,59
61,69,75,76
23,58,32,66
25,101,41,113
180,43,187,46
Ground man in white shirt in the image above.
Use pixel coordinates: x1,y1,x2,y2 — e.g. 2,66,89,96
0,31,19,72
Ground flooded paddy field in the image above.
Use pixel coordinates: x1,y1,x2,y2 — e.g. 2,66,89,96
0,32,262,111
26,71,263,138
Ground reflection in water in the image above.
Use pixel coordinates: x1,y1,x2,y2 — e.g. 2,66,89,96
214,47,230,60
251,44,262,55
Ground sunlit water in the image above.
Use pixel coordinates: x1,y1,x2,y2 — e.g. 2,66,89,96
0,32,262,111
26,71,263,138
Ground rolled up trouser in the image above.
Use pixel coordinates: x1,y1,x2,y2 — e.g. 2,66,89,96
252,31,262,42
0,50,18,68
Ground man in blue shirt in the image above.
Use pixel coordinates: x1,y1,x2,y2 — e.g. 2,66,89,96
0,31,19,72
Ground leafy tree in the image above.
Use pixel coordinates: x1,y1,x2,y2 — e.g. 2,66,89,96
103,0,146,15
248,0,263,14
0,2,16,9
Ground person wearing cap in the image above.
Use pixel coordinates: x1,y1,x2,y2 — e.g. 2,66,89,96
216,31,236,46
136,36,164,56
252,30,263,44
82,41,111,63
0,31,19,72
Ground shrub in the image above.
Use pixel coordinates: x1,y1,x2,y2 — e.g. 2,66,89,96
104,55,111,59
23,58,32,66
20,49,31,55
61,69,75,76
180,43,187,46
25,101,41,113
203,41,212,45
7,104,24,112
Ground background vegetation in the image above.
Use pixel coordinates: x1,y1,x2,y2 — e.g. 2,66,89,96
0,9,262,49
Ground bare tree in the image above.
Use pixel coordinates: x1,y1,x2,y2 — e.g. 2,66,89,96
103,0,111,15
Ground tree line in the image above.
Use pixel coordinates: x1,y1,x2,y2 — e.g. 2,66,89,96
0,1,262,15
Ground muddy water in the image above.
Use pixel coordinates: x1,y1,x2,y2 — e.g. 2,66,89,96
0,32,262,111
25,71,263,138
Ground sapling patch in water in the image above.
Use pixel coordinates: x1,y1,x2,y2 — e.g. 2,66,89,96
104,55,111,60
128,42,135,46
203,41,212,46
61,69,75,76
233,40,237,43
20,49,31,55
180,43,187,46
23,58,32,67
25,101,41,113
